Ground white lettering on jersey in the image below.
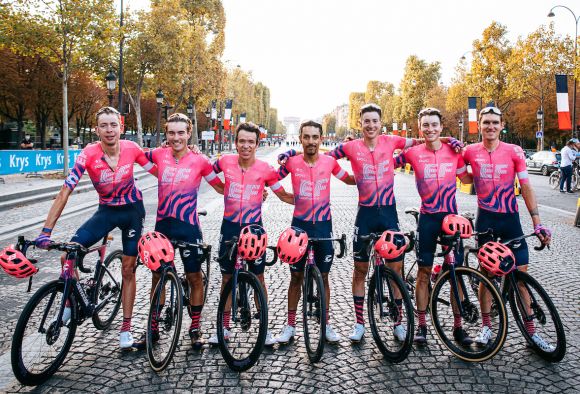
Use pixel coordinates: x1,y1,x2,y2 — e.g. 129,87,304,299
424,162,454,180
229,182,260,200
161,167,192,184
480,164,508,180
298,179,328,198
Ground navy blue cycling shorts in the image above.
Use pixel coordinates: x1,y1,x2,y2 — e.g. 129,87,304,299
475,208,528,267
71,200,145,257
218,219,265,275
155,218,203,273
289,218,334,274
417,212,464,267
353,205,401,263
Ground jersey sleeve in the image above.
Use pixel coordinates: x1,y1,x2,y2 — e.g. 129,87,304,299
326,143,346,159
277,163,290,180
456,153,467,175
513,145,529,184
212,157,223,174
133,143,155,173
266,165,283,191
64,149,87,191
394,152,406,169
331,158,348,180
381,134,410,149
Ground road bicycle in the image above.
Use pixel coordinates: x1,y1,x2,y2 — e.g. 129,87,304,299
403,208,508,362
9,235,122,386
300,234,346,363
548,160,579,191
359,232,414,363
464,233,566,362
144,238,212,372
215,232,277,372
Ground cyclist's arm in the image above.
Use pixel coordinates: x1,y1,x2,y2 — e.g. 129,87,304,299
135,145,157,177
331,159,355,185
326,144,346,160
270,183,294,205
41,186,73,232
456,154,472,184
200,156,224,194
520,183,541,228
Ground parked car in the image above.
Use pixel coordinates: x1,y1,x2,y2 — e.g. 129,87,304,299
523,149,535,159
526,150,561,176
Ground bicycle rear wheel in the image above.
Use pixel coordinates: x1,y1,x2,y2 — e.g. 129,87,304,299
217,271,267,372
430,266,507,362
92,249,123,330
147,270,183,372
11,280,78,386
368,265,414,363
507,270,566,362
548,171,560,190
302,265,326,363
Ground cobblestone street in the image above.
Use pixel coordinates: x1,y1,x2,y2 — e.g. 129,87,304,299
0,147,578,393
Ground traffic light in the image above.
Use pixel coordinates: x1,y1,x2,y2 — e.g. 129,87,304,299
501,128,507,134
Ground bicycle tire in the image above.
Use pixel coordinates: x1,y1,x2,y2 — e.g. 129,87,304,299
303,264,326,363
507,270,566,362
147,269,183,372
430,266,507,362
203,255,210,304
368,265,414,363
11,280,78,386
548,172,560,190
217,271,267,372
92,249,123,330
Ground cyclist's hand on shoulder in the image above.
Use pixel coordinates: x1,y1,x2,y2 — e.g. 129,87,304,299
278,149,297,165
35,229,52,249
534,223,552,246
262,188,269,202
188,144,201,154
442,137,464,153
344,134,355,142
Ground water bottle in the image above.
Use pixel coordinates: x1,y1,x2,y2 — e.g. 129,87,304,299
431,264,442,283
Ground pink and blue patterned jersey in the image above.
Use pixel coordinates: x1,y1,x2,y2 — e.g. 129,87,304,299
278,154,348,222
463,142,529,213
213,154,282,223
64,140,154,206
398,144,467,214
146,148,220,226
328,135,412,206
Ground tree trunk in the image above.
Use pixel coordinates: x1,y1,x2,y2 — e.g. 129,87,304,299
62,62,69,175
192,100,199,145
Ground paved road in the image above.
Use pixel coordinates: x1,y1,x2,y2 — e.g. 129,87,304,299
0,146,578,393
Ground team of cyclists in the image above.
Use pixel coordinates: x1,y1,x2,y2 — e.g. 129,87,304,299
33,102,552,354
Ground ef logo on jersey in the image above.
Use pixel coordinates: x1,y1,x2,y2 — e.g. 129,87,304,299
298,179,328,198
229,182,260,200
362,160,390,181
424,163,453,180
480,164,508,180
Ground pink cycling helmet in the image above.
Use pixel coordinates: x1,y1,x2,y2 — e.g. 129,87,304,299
138,231,175,271
477,241,516,276
441,214,473,239
0,247,38,279
277,227,309,264
238,225,268,260
374,230,407,259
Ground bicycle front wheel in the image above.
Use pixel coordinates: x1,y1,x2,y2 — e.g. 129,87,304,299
302,265,326,363
217,271,267,372
92,249,123,330
507,270,566,362
147,270,183,372
11,280,78,386
430,266,507,362
368,265,414,363
548,171,560,190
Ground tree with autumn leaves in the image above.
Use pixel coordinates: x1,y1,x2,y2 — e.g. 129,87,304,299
345,21,577,148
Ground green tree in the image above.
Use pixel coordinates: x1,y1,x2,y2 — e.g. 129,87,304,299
399,55,441,123
348,92,365,131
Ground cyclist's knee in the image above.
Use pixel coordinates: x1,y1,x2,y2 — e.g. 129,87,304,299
290,272,303,287
417,267,431,282
353,262,368,279
187,272,203,286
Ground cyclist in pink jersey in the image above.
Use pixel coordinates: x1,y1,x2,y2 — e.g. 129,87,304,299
463,107,552,350
35,106,157,349
275,121,355,345
208,122,293,347
396,108,474,345
134,113,224,349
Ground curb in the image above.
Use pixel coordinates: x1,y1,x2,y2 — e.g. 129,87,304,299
575,198,580,227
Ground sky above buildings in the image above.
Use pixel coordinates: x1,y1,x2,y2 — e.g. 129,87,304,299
127,0,577,120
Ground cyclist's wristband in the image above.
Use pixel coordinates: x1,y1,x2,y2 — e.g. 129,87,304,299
42,227,53,234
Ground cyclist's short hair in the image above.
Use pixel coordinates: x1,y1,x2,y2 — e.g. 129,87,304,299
235,122,260,143
164,113,192,133
359,103,382,118
418,107,443,123
299,120,323,136
95,106,121,123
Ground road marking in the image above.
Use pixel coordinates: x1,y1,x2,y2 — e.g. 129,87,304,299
536,203,575,217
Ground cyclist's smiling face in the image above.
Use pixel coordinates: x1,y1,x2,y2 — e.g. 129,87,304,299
165,122,190,154
479,113,503,143
95,113,122,146
419,114,442,143
360,111,381,140
300,126,321,157
236,130,258,160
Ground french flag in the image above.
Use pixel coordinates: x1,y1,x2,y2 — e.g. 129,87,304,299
211,100,217,131
468,97,478,134
392,122,398,136
223,99,233,130
556,74,572,130
401,122,407,137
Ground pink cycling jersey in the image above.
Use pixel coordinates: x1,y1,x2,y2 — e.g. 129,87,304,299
463,142,529,213
146,148,220,226
328,135,413,206
213,154,282,223
64,140,154,206
278,154,348,222
399,143,467,214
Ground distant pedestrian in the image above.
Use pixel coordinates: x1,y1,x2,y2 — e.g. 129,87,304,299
20,135,33,150
559,138,579,193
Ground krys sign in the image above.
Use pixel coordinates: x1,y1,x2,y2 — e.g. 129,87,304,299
0,150,82,175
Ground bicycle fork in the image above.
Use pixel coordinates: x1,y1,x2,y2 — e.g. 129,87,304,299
506,273,542,325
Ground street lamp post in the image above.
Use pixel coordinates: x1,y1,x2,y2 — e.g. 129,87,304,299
187,97,195,145
549,5,579,138
155,89,164,147
204,108,211,154
537,108,545,151
105,69,117,107
459,115,464,143
218,103,223,153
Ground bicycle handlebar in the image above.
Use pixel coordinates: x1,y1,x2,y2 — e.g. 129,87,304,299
264,246,278,266
16,236,92,273
308,234,347,258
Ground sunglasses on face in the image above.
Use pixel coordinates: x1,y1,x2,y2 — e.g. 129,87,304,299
479,106,502,116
